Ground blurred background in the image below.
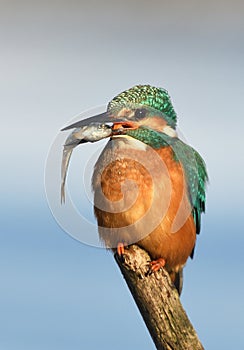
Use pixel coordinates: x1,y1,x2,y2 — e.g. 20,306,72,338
1,0,244,349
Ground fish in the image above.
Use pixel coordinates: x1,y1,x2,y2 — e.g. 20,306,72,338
61,122,113,203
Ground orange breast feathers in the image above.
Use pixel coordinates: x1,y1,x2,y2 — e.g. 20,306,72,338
92,142,196,273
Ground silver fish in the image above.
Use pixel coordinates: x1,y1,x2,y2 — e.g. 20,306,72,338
61,122,113,203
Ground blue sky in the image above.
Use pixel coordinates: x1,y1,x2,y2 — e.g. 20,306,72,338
1,1,244,349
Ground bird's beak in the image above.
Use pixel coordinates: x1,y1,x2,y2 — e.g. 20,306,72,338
61,111,139,132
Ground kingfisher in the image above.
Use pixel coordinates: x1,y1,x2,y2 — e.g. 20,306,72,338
61,85,208,294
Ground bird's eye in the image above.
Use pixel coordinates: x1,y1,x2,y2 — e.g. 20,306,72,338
134,108,147,119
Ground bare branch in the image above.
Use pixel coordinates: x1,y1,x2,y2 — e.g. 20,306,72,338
114,245,204,350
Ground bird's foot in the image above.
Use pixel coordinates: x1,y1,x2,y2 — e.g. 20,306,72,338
147,258,166,276
116,242,127,263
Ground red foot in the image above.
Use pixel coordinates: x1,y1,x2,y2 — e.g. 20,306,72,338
149,258,166,273
117,242,125,256
116,242,128,263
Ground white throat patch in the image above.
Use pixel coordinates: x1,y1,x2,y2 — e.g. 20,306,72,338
111,135,148,151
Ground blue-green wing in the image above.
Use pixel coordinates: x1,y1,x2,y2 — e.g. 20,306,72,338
172,139,208,235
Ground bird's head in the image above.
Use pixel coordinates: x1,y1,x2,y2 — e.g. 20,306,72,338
62,85,178,138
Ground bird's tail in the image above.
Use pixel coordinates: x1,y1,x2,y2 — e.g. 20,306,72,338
170,269,183,295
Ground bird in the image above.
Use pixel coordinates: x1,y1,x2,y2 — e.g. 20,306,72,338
61,85,208,294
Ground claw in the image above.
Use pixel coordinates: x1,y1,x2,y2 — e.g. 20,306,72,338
147,258,166,276
117,242,125,256
117,242,126,263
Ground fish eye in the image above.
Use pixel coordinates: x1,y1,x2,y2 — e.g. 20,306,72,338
104,122,113,128
134,108,147,119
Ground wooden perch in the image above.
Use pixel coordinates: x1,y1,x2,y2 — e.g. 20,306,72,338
114,245,204,350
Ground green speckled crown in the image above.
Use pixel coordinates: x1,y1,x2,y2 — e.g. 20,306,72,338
107,85,177,129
